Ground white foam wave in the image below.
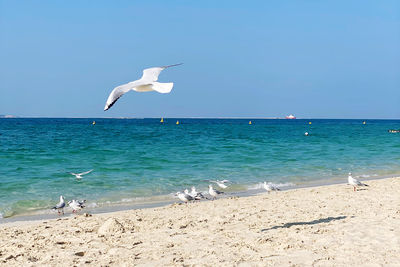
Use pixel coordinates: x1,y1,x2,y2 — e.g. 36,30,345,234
86,202,98,208
357,174,378,178
248,182,295,190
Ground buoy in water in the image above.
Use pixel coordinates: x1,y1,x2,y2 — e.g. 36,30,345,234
309,122,312,125
249,121,252,125
160,118,164,123
363,121,366,125
176,120,180,125
92,121,96,125
304,132,309,136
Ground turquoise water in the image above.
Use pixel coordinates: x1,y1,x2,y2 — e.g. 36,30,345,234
1,118,400,218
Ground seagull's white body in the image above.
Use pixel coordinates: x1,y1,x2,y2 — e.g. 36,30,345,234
208,185,223,199
52,195,65,215
104,63,182,111
68,199,85,213
211,180,229,189
70,169,93,179
176,191,193,203
263,182,280,193
348,173,368,191
190,186,205,200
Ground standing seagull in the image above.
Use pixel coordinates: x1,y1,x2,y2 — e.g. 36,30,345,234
263,182,281,193
208,185,223,200
52,195,66,215
70,169,93,180
175,191,194,203
104,63,182,111
348,172,369,191
190,186,205,200
68,199,85,213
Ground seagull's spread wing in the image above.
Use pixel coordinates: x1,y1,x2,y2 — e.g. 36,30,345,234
141,67,165,83
141,63,182,83
79,169,93,176
104,81,141,111
70,172,77,176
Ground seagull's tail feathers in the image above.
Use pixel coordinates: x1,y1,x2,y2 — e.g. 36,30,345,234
151,82,174,94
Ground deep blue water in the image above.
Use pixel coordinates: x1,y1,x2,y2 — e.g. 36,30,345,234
1,118,399,218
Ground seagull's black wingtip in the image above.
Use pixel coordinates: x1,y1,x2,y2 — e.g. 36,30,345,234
164,63,183,68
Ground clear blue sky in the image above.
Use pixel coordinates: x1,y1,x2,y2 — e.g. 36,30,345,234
1,1,399,118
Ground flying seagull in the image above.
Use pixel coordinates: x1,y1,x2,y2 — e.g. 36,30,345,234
348,172,368,191
210,179,230,189
52,195,66,215
104,63,182,111
70,169,93,179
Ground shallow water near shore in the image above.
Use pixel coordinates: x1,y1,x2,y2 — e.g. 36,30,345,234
1,118,400,219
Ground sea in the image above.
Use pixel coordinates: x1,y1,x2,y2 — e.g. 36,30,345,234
1,118,399,220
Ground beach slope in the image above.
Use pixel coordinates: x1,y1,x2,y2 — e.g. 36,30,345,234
1,178,399,266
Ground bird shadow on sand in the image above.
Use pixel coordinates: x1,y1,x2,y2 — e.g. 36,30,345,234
260,216,348,232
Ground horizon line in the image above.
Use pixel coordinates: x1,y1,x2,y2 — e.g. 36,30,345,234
1,116,399,120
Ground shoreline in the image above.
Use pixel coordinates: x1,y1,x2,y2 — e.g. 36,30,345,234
0,176,399,265
0,174,397,226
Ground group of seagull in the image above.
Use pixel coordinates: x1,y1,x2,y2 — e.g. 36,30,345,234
175,179,283,203
52,196,86,215
53,171,369,213
175,184,224,203
51,169,93,214
174,173,369,204
175,180,230,203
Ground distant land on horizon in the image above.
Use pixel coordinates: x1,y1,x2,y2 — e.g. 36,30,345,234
0,115,18,118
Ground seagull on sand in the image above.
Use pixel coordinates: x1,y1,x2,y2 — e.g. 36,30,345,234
189,186,205,200
70,169,93,179
104,63,182,111
176,191,194,203
208,185,223,200
211,179,229,189
68,199,85,213
52,195,66,215
263,182,281,193
348,172,369,191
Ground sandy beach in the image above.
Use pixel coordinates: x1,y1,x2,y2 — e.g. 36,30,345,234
1,177,399,266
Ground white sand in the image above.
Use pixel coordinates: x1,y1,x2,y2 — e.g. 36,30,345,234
1,177,399,266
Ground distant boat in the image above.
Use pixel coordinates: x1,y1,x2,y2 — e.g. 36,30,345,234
285,114,296,119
